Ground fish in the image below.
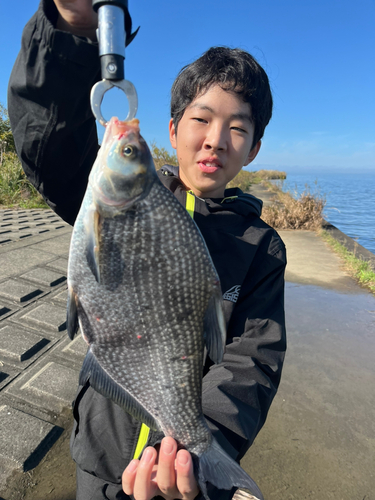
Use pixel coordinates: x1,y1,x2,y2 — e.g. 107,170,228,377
67,117,264,500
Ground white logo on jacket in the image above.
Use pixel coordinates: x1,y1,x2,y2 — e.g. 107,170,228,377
223,285,241,303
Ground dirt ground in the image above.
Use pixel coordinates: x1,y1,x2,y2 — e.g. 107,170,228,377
0,414,76,500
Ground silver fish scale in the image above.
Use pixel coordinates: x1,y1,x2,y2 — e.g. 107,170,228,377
69,178,219,455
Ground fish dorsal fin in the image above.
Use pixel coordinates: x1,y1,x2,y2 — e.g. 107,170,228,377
79,349,160,432
203,288,226,364
66,285,79,340
84,204,102,283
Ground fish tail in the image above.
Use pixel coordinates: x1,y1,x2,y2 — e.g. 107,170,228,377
196,438,264,500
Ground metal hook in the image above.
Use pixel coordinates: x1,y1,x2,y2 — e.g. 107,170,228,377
90,79,138,127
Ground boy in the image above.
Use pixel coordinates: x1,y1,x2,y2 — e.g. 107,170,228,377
8,1,286,499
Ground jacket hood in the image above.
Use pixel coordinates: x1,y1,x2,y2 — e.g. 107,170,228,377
158,164,263,218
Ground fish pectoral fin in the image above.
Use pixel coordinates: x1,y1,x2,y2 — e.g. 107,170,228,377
67,285,79,340
84,204,102,283
203,289,226,365
79,349,160,432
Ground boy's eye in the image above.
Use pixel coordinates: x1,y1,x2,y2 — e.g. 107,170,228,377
193,117,207,123
231,126,247,133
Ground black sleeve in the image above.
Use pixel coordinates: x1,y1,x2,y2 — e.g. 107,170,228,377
202,233,286,462
7,0,101,225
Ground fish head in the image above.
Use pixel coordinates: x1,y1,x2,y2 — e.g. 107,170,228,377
90,117,156,212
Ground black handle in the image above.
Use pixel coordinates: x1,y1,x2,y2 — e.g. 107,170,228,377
99,54,124,80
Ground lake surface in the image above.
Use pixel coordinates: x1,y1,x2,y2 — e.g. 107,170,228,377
279,172,375,254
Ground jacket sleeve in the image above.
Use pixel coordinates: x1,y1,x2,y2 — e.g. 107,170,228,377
202,232,286,462
7,0,101,225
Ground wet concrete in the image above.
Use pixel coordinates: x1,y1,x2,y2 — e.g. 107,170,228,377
242,232,375,499
280,230,363,292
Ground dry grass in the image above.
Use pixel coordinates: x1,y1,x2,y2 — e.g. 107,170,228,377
227,169,286,191
261,183,326,230
227,170,254,191
254,169,287,180
0,152,48,209
151,142,178,170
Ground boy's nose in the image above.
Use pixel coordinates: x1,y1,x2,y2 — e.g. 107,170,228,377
203,126,227,151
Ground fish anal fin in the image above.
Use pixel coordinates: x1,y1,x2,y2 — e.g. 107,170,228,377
84,204,102,283
203,288,226,364
79,349,160,432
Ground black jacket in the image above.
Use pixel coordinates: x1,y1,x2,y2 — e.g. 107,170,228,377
8,1,287,498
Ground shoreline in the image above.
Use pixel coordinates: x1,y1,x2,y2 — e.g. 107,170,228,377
248,182,375,269
322,219,375,270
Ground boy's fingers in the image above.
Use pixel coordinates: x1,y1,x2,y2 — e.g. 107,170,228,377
155,437,177,495
133,447,157,500
122,459,139,495
176,450,200,499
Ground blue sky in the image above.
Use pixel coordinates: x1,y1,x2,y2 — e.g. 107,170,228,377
1,0,374,173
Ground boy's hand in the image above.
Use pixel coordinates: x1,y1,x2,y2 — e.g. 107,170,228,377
122,437,200,500
54,0,98,40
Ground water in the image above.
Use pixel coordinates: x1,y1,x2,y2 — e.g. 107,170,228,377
279,172,375,255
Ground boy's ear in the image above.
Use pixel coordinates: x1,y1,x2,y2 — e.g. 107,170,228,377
169,119,177,150
244,140,261,166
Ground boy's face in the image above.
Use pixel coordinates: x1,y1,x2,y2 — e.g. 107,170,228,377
169,84,261,198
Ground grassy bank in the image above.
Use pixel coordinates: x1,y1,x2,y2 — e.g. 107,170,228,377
227,169,286,191
261,181,325,230
320,230,375,293
0,153,47,209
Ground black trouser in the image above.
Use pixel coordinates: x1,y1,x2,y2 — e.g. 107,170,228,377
76,466,131,500
71,384,162,500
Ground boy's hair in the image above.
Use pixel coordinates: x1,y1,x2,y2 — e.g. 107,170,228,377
171,47,273,150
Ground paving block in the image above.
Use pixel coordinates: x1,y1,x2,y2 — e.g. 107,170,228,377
63,335,87,357
51,287,68,305
18,303,67,334
0,237,13,245
0,405,62,471
52,335,87,371
54,335,87,368
0,279,43,303
6,360,79,413
0,362,21,390
0,247,54,281
20,267,66,287
0,305,11,316
0,325,50,362
46,258,69,274
29,232,72,257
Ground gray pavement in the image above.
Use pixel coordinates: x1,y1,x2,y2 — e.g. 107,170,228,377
0,211,86,488
1,192,375,499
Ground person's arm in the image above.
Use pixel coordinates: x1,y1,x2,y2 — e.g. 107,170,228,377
8,0,100,225
203,232,286,462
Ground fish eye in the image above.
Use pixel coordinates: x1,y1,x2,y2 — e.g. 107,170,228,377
123,145,134,157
